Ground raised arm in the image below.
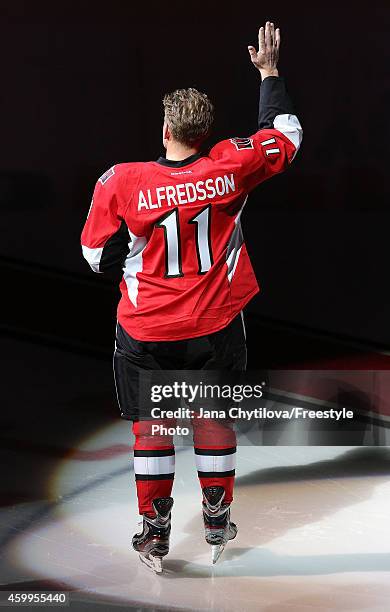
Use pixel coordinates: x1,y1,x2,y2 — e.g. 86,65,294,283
249,22,302,150
210,22,302,190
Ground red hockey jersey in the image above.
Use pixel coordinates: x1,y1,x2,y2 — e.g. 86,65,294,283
81,78,302,341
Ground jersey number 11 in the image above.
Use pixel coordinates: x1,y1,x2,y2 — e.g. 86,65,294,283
155,205,213,278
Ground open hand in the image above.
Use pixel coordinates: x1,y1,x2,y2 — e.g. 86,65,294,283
248,22,280,78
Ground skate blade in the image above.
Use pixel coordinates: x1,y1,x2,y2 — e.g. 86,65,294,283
139,553,163,574
211,544,226,564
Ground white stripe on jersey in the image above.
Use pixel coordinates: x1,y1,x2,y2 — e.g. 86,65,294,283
81,245,103,273
227,245,242,283
225,196,248,283
123,228,147,307
273,114,303,159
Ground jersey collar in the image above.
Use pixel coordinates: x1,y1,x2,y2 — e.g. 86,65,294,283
156,152,203,167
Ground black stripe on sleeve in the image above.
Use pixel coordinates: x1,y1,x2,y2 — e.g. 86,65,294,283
194,447,236,456
100,220,130,274
258,76,295,130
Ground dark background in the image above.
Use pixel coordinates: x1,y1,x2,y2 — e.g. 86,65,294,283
1,5,389,600
1,0,389,349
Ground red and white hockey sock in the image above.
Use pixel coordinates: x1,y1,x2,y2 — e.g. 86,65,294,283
132,420,175,515
192,415,236,504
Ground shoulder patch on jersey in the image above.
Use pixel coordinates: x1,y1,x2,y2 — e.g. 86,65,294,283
230,137,254,151
99,166,115,185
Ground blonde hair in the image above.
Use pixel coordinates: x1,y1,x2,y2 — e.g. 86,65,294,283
163,88,214,146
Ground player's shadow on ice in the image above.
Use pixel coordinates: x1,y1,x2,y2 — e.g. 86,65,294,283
165,447,390,578
162,550,390,578
235,446,390,487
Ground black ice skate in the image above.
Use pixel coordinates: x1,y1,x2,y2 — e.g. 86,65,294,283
132,497,173,573
202,486,237,564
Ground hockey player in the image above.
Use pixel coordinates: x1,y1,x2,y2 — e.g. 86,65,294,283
81,22,302,572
